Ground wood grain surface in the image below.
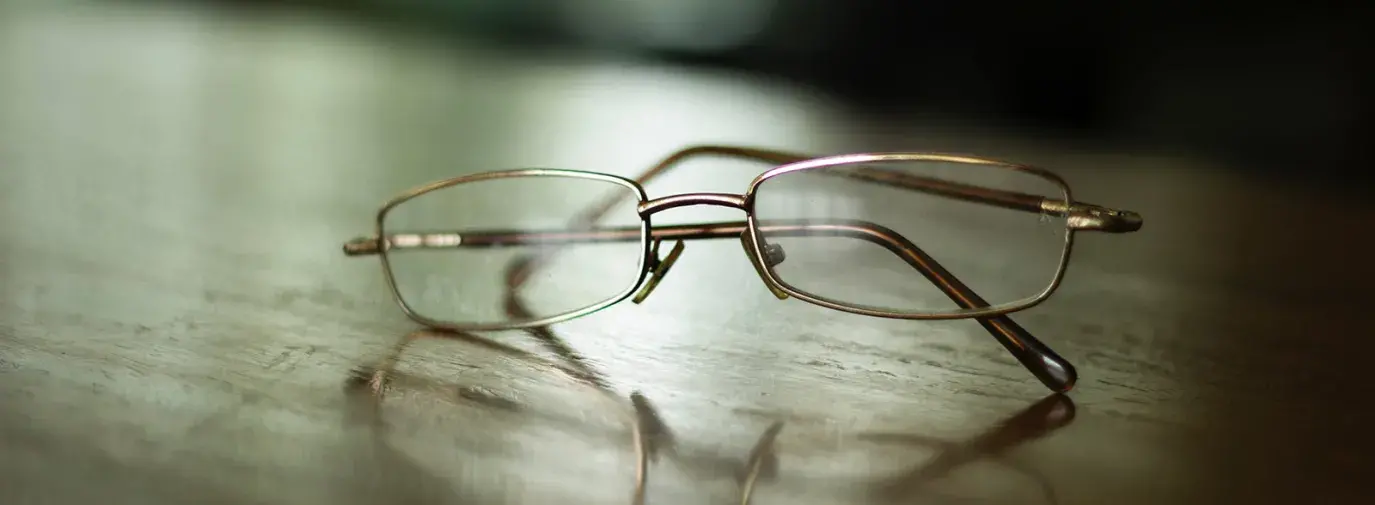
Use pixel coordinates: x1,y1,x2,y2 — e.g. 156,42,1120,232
2,2,1372,504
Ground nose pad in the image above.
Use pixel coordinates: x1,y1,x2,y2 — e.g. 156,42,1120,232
740,232,790,300
632,239,686,304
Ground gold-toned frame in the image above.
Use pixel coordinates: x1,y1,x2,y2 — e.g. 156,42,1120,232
743,152,1077,321
342,145,1143,392
368,168,656,333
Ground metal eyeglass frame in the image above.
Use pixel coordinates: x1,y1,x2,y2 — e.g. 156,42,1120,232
342,145,1143,393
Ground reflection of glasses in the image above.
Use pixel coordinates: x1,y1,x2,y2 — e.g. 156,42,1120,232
342,145,1142,392
347,328,652,505
735,394,1075,505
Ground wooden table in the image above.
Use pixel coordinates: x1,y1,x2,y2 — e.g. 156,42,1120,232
2,2,1371,504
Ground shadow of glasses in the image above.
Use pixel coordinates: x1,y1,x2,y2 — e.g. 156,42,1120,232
346,321,1074,505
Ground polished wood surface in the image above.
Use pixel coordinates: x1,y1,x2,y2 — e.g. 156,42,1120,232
2,2,1372,504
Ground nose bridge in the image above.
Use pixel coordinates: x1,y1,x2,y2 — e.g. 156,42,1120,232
637,192,747,217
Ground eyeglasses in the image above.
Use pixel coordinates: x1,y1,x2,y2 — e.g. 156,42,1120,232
342,145,1142,393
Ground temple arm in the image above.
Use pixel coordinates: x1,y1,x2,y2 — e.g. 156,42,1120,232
623,145,1141,233
343,219,1078,392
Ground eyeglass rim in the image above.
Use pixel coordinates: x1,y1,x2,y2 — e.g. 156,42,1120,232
372,168,656,332
741,152,1078,320
370,153,1079,330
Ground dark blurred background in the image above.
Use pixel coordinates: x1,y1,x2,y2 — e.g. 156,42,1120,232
207,0,1370,185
